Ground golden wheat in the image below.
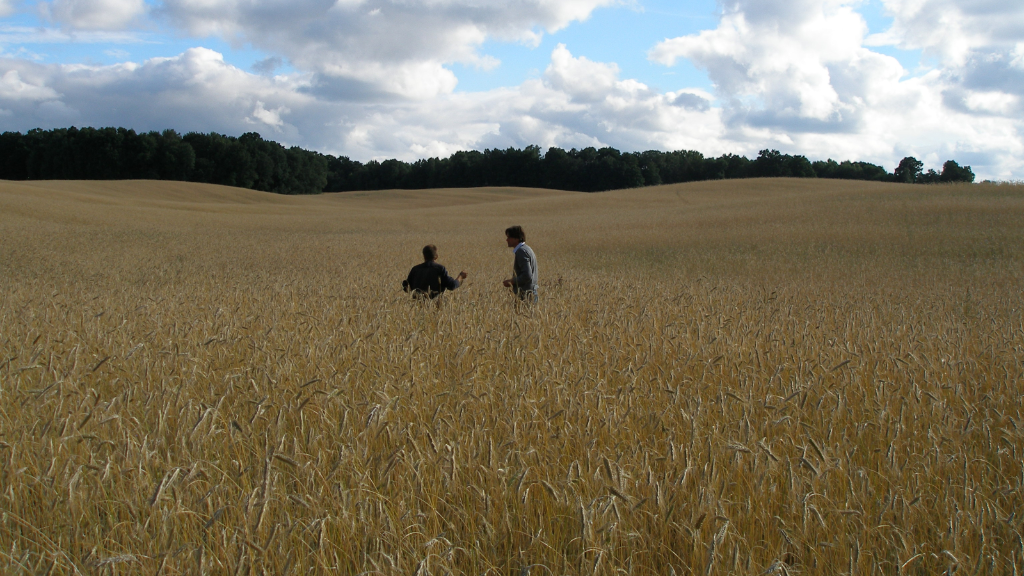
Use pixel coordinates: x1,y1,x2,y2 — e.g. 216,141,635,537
0,178,1022,574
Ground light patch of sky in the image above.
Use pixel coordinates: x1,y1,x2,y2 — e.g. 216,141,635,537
857,0,925,75
0,11,288,74
451,0,718,95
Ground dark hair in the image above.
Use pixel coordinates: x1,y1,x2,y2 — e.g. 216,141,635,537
422,244,438,261
505,225,525,242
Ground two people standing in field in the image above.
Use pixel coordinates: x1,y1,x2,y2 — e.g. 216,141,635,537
402,225,538,302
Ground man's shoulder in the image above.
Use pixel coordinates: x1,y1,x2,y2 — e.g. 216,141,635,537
411,261,447,275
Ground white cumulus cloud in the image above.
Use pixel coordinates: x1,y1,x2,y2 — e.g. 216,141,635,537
648,0,1024,179
0,69,61,100
875,0,1024,65
250,100,290,129
0,45,731,162
155,0,617,99
0,49,316,142
649,0,888,127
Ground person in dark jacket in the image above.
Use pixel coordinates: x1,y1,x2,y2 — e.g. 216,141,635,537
403,244,467,299
502,225,538,301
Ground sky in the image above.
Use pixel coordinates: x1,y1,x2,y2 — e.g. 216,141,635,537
1,0,1022,180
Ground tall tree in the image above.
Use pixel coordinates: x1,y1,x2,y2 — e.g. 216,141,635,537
940,160,975,183
894,156,923,183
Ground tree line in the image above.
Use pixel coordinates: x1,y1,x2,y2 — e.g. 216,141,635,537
0,128,328,195
0,127,975,195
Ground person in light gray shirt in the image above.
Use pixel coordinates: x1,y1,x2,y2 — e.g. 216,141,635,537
502,225,538,302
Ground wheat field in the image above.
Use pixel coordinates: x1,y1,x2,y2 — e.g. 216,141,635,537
1,178,1022,575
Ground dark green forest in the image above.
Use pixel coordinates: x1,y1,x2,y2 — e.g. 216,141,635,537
0,127,976,195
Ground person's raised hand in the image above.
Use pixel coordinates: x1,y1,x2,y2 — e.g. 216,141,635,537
458,271,468,281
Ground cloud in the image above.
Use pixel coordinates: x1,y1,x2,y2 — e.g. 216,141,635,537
875,0,1024,65
0,69,61,100
37,98,79,121
871,0,1024,123
669,91,712,112
0,45,729,160
0,23,144,44
252,56,283,76
249,100,290,129
543,43,620,103
41,0,147,30
647,0,1024,178
103,48,131,59
649,0,892,128
0,0,17,18
0,49,317,143
154,0,618,98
